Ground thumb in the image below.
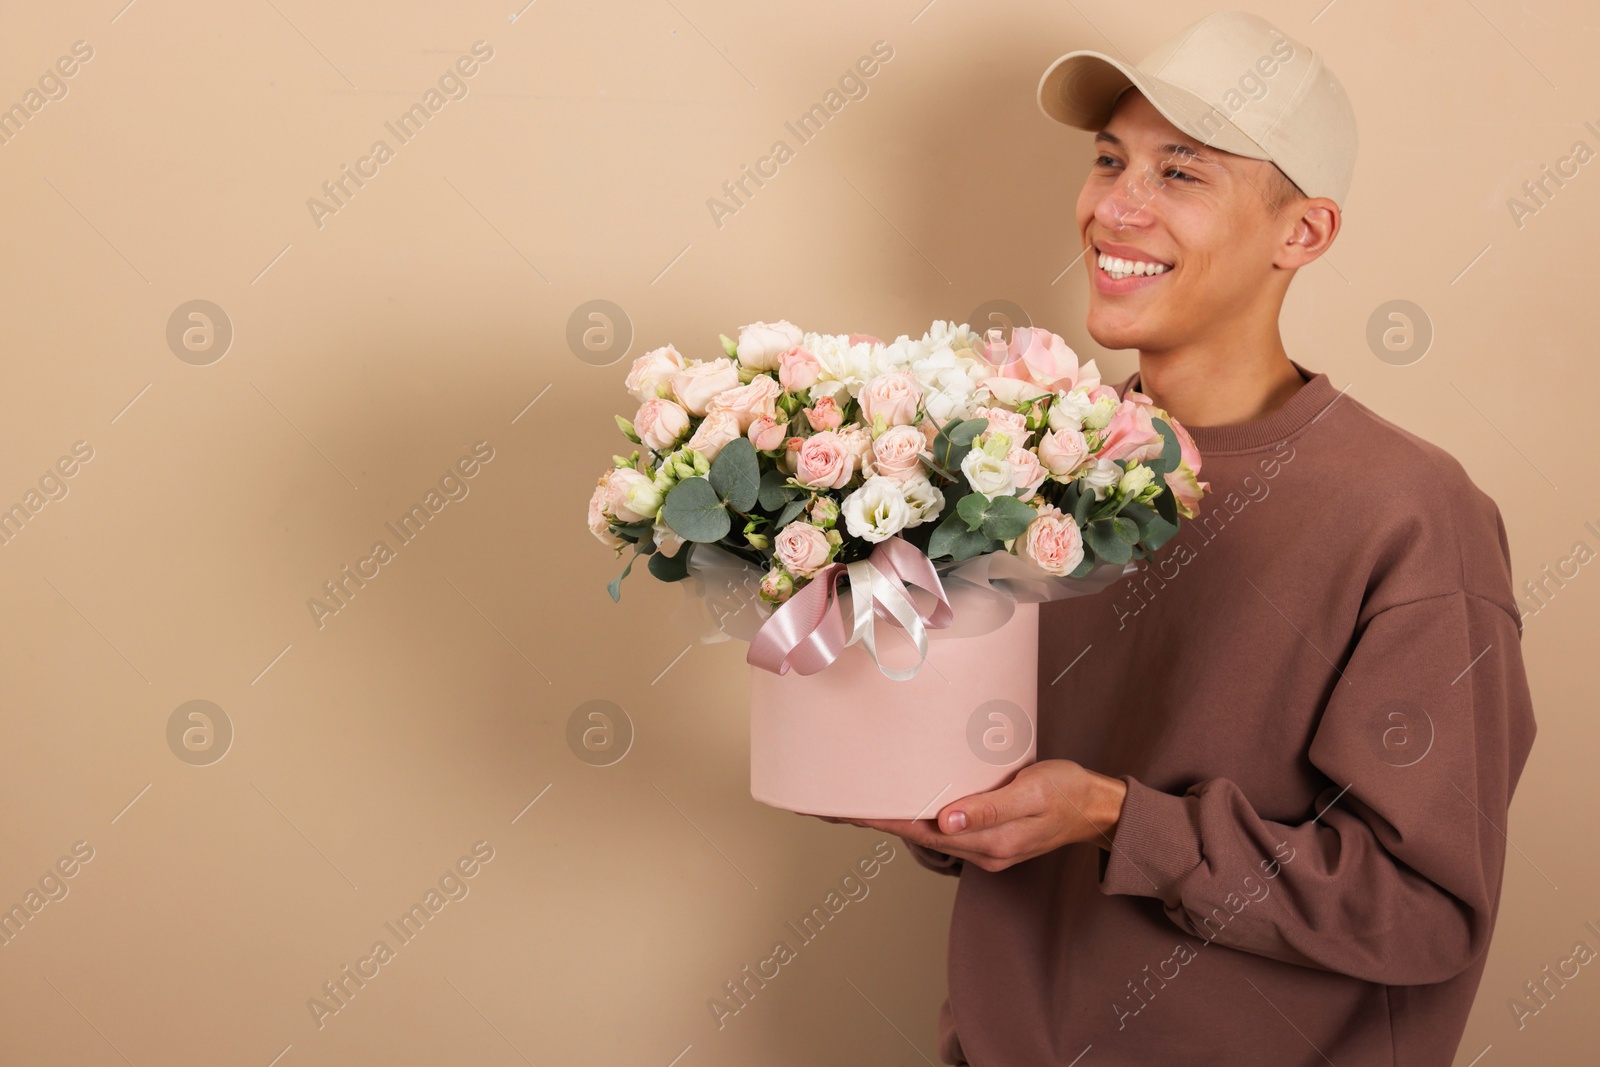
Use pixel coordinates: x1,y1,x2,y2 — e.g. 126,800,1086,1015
939,779,1028,835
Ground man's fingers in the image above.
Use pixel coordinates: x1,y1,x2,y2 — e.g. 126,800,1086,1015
939,774,1039,835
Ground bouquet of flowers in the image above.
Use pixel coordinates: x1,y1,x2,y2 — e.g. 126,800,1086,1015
586,318,1209,817
588,318,1208,607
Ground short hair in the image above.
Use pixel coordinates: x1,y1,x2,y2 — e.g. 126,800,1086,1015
1263,163,1305,212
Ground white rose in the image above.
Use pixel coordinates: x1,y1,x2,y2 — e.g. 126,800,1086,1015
900,474,946,526
1083,394,1119,431
735,320,803,372
1118,464,1156,499
960,447,1016,500
841,476,913,543
652,519,685,558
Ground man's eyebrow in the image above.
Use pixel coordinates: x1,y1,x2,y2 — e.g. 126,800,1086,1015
1093,130,1225,167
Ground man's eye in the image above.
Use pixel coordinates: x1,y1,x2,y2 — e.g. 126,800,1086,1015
1093,154,1120,168
1163,168,1198,182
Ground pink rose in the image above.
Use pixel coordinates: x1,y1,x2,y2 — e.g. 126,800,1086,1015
587,482,624,548
916,418,940,450
633,398,690,451
669,357,740,415
980,376,1051,408
970,405,1032,449
624,344,686,402
706,374,781,432
794,431,857,490
858,371,922,428
1037,426,1089,477
1162,413,1208,518
804,395,844,431
773,522,834,579
848,333,884,346
747,414,787,451
1007,446,1048,502
779,345,822,392
866,424,929,484
1098,400,1163,463
1017,504,1085,576
684,409,743,460
984,327,1093,392
781,436,805,474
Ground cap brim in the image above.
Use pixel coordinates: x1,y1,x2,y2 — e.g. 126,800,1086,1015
1037,50,1270,161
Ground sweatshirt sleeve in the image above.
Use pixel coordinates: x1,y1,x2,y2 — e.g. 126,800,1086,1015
906,839,964,877
1098,589,1537,985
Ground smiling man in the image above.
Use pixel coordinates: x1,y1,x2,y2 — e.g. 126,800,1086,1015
829,11,1539,1067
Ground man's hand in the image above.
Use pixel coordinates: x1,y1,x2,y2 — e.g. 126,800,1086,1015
801,761,1128,873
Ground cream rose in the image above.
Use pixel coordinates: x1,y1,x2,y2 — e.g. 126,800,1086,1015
633,398,690,452
1017,504,1085,576
624,344,686,402
706,374,781,432
970,405,1032,449
668,357,740,415
601,467,661,522
773,522,834,578
866,423,928,484
858,370,923,428
684,409,743,461
735,320,804,372
587,481,624,548
1037,426,1089,477
960,448,1015,500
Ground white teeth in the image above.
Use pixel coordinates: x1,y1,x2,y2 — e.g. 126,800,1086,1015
1097,252,1171,280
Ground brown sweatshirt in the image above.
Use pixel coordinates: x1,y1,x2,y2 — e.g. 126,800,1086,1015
908,361,1538,1066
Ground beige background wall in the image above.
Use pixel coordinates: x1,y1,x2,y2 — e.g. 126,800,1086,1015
0,1,1594,1064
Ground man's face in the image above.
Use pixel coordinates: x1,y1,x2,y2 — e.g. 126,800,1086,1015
1074,89,1298,354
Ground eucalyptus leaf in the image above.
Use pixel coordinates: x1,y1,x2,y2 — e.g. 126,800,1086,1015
1154,479,1179,525
1143,513,1180,552
758,468,797,511
660,477,731,543
647,544,693,582
1073,485,1097,525
1085,520,1132,565
1068,550,1100,579
1149,417,1182,476
709,438,760,512
981,494,1036,542
607,542,647,601
957,491,989,531
928,509,998,561
775,497,808,528
1112,516,1140,544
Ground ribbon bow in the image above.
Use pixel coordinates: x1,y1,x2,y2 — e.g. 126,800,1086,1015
746,536,954,681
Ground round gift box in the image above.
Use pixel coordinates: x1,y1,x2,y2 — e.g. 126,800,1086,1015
748,601,1038,819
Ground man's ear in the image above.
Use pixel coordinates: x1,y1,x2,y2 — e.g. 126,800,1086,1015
1278,200,1339,269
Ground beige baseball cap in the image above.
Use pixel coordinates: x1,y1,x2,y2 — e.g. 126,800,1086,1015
1037,11,1357,207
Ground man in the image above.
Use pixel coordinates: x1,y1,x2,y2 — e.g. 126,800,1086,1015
827,11,1537,1066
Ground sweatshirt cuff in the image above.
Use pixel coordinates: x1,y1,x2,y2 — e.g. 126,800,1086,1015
906,840,963,877
1099,775,1203,902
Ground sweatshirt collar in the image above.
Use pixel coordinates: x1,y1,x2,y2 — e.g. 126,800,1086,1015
1120,359,1340,455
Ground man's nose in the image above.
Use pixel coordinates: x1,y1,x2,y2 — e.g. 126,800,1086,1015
1094,164,1161,230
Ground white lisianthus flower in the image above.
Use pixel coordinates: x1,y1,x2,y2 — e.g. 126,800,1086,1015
1048,387,1095,432
1082,457,1122,500
841,475,914,543
961,448,1016,500
900,474,946,526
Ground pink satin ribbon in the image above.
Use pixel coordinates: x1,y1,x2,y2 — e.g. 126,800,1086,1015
746,536,954,678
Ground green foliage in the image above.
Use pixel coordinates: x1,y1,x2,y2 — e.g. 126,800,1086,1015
660,477,731,543
708,438,759,512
